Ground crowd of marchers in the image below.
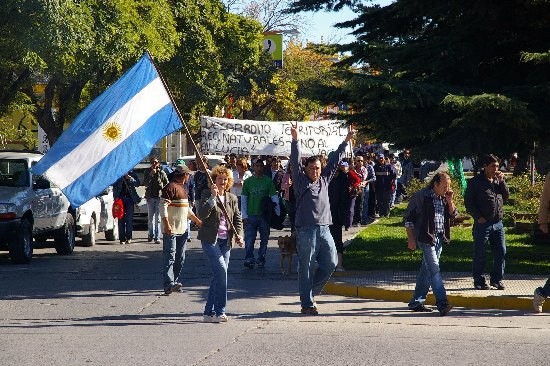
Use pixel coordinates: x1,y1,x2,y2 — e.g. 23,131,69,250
110,136,550,320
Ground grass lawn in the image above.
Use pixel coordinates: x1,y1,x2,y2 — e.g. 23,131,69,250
344,205,550,275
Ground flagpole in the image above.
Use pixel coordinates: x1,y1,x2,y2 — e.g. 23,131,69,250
145,51,240,237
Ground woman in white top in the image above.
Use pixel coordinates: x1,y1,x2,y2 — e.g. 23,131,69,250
230,157,252,210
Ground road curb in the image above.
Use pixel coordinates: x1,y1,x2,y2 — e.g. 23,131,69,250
324,280,535,311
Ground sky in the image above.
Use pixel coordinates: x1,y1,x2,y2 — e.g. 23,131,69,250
302,0,394,44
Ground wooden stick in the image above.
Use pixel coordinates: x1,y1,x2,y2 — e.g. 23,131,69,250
146,51,239,236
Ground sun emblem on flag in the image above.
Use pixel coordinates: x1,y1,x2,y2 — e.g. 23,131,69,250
102,121,123,142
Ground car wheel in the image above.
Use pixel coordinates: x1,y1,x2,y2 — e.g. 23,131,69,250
54,213,76,255
81,216,96,247
9,218,33,264
105,218,119,241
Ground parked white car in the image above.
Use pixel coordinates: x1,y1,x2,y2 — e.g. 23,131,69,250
75,186,118,246
0,150,75,263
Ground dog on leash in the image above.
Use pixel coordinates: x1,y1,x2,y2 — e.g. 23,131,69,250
277,235,296,276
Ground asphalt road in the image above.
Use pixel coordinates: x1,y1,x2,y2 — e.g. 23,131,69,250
1,226,550,365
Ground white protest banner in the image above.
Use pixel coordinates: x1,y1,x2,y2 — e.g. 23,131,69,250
201,116,349,157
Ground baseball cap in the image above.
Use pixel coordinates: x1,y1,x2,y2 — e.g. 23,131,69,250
378,153,385,159
173,164,190,176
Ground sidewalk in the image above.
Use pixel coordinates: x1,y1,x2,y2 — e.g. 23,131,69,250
325,224,546,311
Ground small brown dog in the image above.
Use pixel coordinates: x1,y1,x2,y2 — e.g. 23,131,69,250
277,235,296,276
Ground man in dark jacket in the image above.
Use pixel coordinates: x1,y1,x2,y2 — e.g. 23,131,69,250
405,172,457,316
144,157,169,243
465,154,509,290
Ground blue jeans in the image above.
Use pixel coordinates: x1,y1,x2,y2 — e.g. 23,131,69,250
163,232,187,291
244,215,270,262
408,237,449,310
147,198,161,240
295,225,337,308
118,196,134,242
472,220,506,285
361,188,370,223
202,238,231,316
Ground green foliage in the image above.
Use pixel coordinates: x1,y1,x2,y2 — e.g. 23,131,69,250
345,205,550,275
505,174,545,215
0,0,180,144
0,118,35,149
161,0,263,123
0,0,267,146
235,41,345,121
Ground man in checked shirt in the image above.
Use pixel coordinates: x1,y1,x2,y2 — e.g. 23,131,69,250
404,172,457,316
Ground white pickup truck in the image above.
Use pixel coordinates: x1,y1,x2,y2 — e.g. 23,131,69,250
0,150,76,263
0,150,118,263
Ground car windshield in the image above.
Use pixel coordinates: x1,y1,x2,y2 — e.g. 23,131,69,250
0,159,29,187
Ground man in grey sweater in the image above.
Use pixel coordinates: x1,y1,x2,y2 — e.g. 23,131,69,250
290,123,353,315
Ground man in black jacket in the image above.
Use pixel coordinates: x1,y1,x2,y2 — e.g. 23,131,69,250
465,154,510,290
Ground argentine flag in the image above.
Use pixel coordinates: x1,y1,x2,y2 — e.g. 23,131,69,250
32,53,182,207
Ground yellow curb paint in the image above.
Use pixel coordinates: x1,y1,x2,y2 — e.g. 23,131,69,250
326,281,534,311
324,281,357,297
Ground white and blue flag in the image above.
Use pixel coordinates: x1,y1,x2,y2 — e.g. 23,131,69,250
32,53,182,207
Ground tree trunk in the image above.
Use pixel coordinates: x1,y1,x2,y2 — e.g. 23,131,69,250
38,77,63,145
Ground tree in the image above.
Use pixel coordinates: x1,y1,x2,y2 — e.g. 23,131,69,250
0,0,179,144
234,41,345,121
1,0,268,145
286,0,550,161
222,0,306,32
160,0,264,135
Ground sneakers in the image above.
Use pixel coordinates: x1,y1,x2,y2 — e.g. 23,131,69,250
244,259,255,269
154,239,160,244
256,258,266,268
533,288,546,313
474,282,490,290
203,314,229,323
409,304,433,313
301,307,318,315
490,281,505,290
126,239,132,244
215,314,229,322
164,282,182,295
147,235,153,242
439,304,453,316
203,314,216,322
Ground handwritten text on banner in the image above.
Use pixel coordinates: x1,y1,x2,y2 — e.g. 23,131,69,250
200,116,348,157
